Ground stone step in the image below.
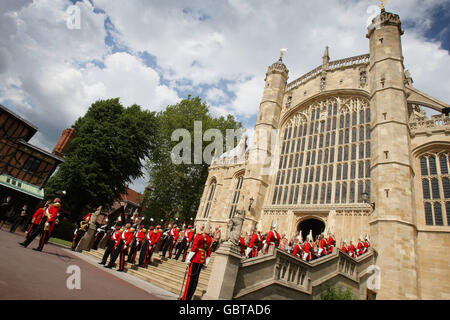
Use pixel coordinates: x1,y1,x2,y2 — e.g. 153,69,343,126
130,264,210,288
82,248,214,298
126,269,206,298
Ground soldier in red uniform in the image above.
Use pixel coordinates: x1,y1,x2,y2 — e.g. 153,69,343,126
128,225,146,264
363,235,370,254
71,212,91,251
341,240,348,254
245,227,262,258
148,225,163,263
318,233,328,257
239,233,246,256
181,225,195,262
181,224,213,300
117,226,134,271
349,238,356,258
263,223,280,254
356,236,364,256
99,225,121,265
25,202,49,239
162,224,180,258
138,226,154,267
105,224,129,269
20,198,61,251
292,237,303,259
302,232,314,261
327,232,336,254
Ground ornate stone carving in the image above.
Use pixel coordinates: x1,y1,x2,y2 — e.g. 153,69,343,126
226,209,245,247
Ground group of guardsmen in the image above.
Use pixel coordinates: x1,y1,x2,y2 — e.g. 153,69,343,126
70,214,215,300
239,223,370,261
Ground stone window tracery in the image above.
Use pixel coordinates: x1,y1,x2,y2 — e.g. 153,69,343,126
229,176,244,218
204,181,216,218
420,153,450,226
273,96,371,205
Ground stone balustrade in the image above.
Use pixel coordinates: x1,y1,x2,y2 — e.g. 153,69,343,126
232,247,376,299
285,54,370,92
409,114,450,133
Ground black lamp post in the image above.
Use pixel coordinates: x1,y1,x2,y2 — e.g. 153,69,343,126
248,197,255,211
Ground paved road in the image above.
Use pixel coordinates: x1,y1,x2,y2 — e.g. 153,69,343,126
0,229,175,300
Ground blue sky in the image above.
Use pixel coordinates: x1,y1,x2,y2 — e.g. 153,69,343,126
1,0,449,193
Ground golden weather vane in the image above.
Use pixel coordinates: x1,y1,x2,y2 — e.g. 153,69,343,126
380,0,389,11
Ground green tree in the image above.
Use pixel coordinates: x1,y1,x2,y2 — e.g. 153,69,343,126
45,98,157,220
144,96,241,224
320,282,355,300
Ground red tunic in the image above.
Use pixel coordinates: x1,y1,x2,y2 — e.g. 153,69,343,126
189,232,212,265
349,244,356,257
46,204,61,223
239,237,245,255
248,233,261,249
341,245,348,253
292,243,302,258
136,230,146,242
266,230,280,246
320,239,328,255
357,242,364,256
170,227,180,241
327,236,336,253
364,241,370,252
31,208,45,225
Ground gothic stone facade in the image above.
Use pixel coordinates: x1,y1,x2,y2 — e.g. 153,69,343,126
195,10,450,299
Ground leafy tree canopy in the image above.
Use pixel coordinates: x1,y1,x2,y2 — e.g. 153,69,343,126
45,98,157,220
143,95,241,225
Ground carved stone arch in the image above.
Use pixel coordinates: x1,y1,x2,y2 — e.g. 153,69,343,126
232,169,246,179
412,141,450,158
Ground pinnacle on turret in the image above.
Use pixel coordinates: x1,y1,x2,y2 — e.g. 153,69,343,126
322,46,330,70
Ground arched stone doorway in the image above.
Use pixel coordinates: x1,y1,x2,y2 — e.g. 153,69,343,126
297,218,325,240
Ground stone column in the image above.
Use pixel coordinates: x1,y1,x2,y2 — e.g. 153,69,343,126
202,242,242,300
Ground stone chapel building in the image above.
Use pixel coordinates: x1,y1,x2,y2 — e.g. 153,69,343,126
194,8,450,299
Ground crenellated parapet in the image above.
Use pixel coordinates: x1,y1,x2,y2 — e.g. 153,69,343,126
366,10,404,38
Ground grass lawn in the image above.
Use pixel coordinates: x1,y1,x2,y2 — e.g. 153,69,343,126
48,237,72,247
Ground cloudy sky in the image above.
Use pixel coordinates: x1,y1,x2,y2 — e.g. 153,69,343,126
1,0,449,193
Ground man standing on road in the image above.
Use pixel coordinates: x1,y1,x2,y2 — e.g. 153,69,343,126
9,204,29,233
19,198,61,251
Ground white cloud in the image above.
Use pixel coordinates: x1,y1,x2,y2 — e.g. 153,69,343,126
1,0,449,190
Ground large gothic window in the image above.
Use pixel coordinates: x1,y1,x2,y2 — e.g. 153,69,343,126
272,96,371,205
420,153,450,226
203,181,216,218
229,176,244,218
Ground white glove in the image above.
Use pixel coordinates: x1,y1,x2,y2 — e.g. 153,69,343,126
186,251,195,266
204,257,210,268
124,245,127,250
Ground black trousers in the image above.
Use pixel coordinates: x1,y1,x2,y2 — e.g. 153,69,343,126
107,241,124,268
100,239,115,264
174,239,187,260
92,231,104,250
10,215,27,233
138,239,150,267
127,241,141,263
161,236,174,258
21,217,46,248
182,262,203,300
71,230,85,250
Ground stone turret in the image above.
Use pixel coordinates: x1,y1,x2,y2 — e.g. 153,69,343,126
242,52,289,232
367,8,419,299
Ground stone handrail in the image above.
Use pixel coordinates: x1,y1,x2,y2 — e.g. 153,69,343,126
409,114,450,132
285,54,370,92
233,247,375,299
